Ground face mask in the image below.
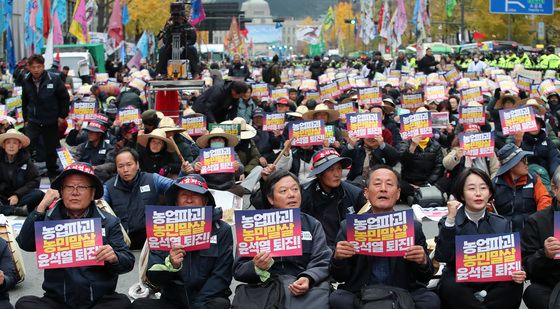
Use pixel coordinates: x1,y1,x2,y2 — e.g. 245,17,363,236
474,58,479,62
210,141,225,148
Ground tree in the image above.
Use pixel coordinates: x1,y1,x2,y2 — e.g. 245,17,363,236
127,0,175,37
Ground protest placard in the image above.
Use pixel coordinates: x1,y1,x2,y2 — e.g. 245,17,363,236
305,91,320,101
180,115,207,137
35,218,104,269
400,112,433,140
5,97,22,113
235,208,302,257
456,78,471,91
289,120,325,146
554,212,560,259
432,112,450,129
334,102,357,120
208,123,241,138
425,85,446,102
352,77,370,88
499,107,538,136
318,73,331,85
459,132,495,157
337,77,352,92
456,233,522,282
325,125,336,145
461,87,483,105
357,87,382,106
347,210,415,256
200,147,235,174
516,76,533,92
118,107,141,125
539,79,558,97
401,93,424,110
145,205,212,251
444,68,461,83
346,112,383,138
0,105,5,121
95,73,109,83
72,101,98,121
262,113,286,131
271,88,288,101
320,82,342,101
252,83,269,98
459,105,486,125
56,147,75,169
300,79,318,91
499,80,519,95
15,107,23,124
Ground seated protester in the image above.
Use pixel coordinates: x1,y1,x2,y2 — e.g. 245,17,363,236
74,120,116,182
137,129,181,178
275,97,293,114
251,108,282,164
510,99,560,179
521,168,560,309
192,128,245,197
486,93,520,150
158,117,200,164
0,129,44,216
397,132,444,204
330,166,440,309
16,163,134,309
117,85,144,111
140,110,161,134
366,102,394,146
436,168,526,309
114,122,139,153
302,103,344,152
441,124,499,195
132,175,233,309
236,85,256,124
0,237,17,309
220,117,261,176
493,144,551,232
276,140,321,184
65,118,88,146
104,147,175,250
91,84,109,111
379,97,402,147
234,170,332,308
301,148,366,248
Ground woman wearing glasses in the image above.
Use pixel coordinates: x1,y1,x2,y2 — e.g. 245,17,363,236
492,144,552,232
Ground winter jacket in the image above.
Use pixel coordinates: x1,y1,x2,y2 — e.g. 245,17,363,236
236,98,257,124
74,140,116,182
193,151,244,191
331,218,433,293
192,81,240,123
21,71,70,125
117,90,143,110
16,201,135,309
520,130,560,177
228,63,250,80
138,146,181,176
398,139,444,186
342,140,400,181
174,133,199,163
0,238,16,302
0,149,40,201
253,129,282,164
417,55,439,75
235,139,261,175
147,207,233,309
309,61,325,81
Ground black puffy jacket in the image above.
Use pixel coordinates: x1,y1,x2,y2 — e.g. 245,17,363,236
0,149,40,201
398,139,444,186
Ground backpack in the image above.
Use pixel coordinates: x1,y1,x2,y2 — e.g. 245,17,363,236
231,277,285,309
262,65,273,83
413,186,446,208
358,285,415,309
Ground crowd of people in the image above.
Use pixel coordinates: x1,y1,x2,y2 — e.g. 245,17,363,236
0,46,559,309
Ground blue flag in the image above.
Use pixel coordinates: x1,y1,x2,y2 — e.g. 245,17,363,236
52,0,67,24
122,0,130,25
35,0,44,53
0,1,6,34
6,24,15,74
136,31,149,58
24,0,33,48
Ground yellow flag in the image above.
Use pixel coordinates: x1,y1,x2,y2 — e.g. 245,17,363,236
69,0,89,43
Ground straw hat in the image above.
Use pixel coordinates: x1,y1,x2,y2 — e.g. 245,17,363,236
0,129,30,148
495,94,521,110
221,117,257,140
515,98,547,115
302,103,340,122
137,128,177,153
287,105,309,118
158,116,187,133
196,127,239,148
183,108,204,117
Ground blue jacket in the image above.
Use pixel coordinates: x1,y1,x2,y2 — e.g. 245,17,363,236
146,207,233,309
0,238,16,302
16,201,135,309
521,130,560,177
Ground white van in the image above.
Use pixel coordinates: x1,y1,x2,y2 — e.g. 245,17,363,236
58,52,96,77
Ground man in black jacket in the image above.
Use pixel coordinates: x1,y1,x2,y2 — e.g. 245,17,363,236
21,54,70,180
16,163,134,309
417,48,439,75
192,81,248,124
330,166,440,309
342,135,399,184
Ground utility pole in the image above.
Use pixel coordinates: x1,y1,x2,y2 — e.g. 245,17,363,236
460,0,465,44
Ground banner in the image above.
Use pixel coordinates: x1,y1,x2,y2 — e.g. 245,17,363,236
289,120,325,146
72,101,97,121
461,87,483,105
432,112,450,129
252,83,269,98
401,93,424,109
346,112,383,138
200,147,235,174
459,105,485,125
334,102,356,120
347,210,415,256
459,132,495,157
35,218,103,269
320,82,341,101
56,147,75,169
358,87,382,106
499,107,538,136
235,208,302,257
271,88,288,101
117,107,141,125
300,79,318,91
180,115,206,137
208,123,240,138
400,112,433,140
456,233,522,282
425,85,446,102
145,205,212,251
262,113,286,131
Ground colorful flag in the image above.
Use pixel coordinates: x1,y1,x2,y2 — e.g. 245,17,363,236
121,0,129,25
43,0,51,39
24,0,34,48
446,0,457,18
108,0,123,46
224,17,244,54
323,6,334,31
190,0,206,26
52,0,66,24
52,10,63,44
136,31,149,58
86,0,97,29
69,0,89,43
6,24,15,74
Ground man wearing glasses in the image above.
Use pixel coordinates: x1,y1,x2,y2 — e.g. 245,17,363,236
16,163,135,309
492,144,551,232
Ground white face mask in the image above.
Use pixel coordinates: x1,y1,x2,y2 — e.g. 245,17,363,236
210,141,225,148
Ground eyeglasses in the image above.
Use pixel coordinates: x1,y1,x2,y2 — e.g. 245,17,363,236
521,157,529,165
62,185,93,193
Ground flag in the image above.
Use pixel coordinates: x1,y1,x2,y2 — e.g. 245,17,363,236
43,0,52,39
6,23,15,74
190,0,205,26
136,31,149,58
224,17,244,54
69,0,89,43
127,50,142,69
53,0,66,24
121,44,126,65
108,0,123,46
24,0,34,48
0,1,5,34
122,0,129,26
86,0,97,29
44,24,54,69
473,31,487,40
379,0,391,39
323,6,334,31
35,0,45,52
52,10,63,44
296,26,321,45
394,0,407,39
446,0,457,17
